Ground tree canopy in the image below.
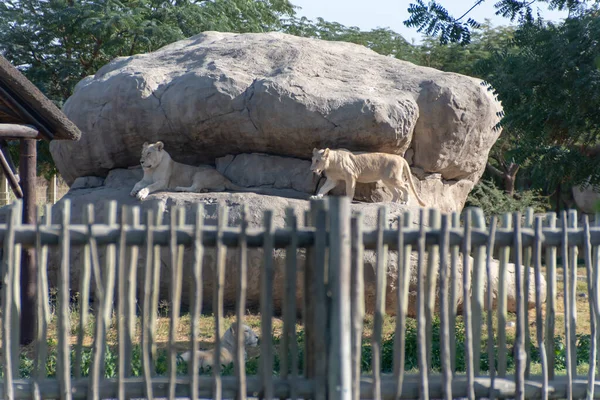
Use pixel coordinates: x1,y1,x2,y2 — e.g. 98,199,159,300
2,0,599,212
404,0,591,44
405,0,600,212
476,11,600,190
0,0,296,177
0,0,296,105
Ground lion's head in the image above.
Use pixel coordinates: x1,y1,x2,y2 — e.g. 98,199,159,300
311,148,330,175
139,141,165,170
224,323,260,348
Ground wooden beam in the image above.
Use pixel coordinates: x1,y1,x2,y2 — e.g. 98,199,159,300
19,138,36,345
0,85,54,140
0,140,19,176
0,142,23,198
0,123,40,139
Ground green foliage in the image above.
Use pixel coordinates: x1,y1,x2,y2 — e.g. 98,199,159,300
0,0,295,104
476,10,600,189
0,0,295,175
417,22,515,76
407,1,600,200
404,0,482,45
466,179,550,216
283,17,420,63
0,318,595,379
404,0,590,45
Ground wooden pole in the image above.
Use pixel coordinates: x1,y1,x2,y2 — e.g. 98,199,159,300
0,123,40,139
0,141,23,199
0,170,9,206
48,174,57,204
328,196,352,400
19,138,37,345
304,199,328,400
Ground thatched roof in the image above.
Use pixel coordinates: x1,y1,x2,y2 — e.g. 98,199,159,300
0,55,81,141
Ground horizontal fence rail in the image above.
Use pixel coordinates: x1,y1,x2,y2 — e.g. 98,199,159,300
1,225,600,248
0,198,599,400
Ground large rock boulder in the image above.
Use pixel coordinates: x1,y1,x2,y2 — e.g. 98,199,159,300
572,183,600,214
41,169,543,317
50,31,502,213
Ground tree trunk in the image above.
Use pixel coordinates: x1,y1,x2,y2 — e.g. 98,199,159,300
503,174,515,197
486,161,520,196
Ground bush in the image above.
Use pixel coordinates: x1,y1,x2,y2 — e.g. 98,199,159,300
466,179,550,217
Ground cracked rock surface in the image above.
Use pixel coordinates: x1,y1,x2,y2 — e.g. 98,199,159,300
51,31,502,209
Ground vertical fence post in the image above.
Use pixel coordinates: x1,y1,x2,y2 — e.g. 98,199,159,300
372,206,388,400
544,212,557,380
394,212,411,399
2,202,19,400
470,208,486,376
304,199,328,400
0,170,9,206
20,138,36,345
567,209,578,376
497,213,512,377
417,209,430,400
425,208,440,372
48,174,57,204
328,196,352,400
514,211,525,400
351,212,365,400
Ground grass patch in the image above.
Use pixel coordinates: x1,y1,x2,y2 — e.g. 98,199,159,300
0,265,595,379
0,308,595,379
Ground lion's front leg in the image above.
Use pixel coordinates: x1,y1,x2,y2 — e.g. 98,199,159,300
310,177,338,200
136,180,167,200
130,180,149,197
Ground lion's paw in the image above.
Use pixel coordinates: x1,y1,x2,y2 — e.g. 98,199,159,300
136,188,149,200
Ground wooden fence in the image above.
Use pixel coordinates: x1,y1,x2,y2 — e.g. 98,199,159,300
0,173,61,207
1,196,600,399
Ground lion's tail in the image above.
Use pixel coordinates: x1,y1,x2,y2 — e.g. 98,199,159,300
403,167,427,207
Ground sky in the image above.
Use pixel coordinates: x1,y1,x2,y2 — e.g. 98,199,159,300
290,0,570,43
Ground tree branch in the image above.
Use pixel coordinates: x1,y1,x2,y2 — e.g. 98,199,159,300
486,162,504,178
508,163,520,177
456,0,486,22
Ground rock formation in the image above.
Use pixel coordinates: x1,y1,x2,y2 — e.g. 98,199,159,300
41,31,521,316
572,183,600,214
50,31,502,213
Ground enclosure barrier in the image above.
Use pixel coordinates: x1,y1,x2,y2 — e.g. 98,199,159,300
0,197,600,400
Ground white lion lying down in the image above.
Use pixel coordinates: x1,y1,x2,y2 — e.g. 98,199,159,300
130,141,258,200
180,323,259,370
